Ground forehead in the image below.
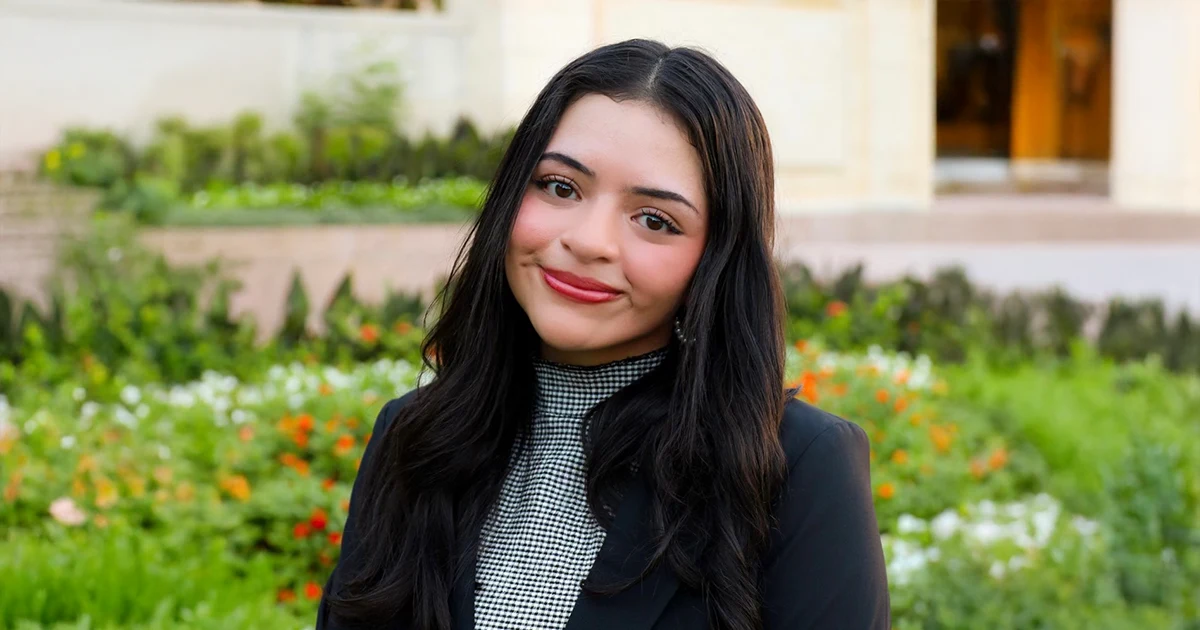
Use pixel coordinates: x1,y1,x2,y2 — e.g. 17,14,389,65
545,95,705,194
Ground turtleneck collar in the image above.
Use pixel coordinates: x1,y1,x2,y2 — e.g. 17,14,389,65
531,348,668,419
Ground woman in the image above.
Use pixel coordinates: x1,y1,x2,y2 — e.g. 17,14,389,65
317,38,889,630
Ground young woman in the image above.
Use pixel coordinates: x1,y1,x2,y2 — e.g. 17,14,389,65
317,38,889,630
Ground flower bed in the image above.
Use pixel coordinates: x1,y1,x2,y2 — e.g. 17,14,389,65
4,340,1196,628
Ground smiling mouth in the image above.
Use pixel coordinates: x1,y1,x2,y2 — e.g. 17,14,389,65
540,267,622,304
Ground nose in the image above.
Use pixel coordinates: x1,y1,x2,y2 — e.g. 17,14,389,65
559,200,620,263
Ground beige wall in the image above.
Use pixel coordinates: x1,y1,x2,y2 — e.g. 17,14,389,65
1110,0,1200,212
0,0,936,213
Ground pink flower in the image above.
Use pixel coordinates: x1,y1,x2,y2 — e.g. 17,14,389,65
49,497,86,526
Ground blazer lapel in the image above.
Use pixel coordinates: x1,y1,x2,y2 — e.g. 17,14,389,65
564,474,680,630
449,535,479,630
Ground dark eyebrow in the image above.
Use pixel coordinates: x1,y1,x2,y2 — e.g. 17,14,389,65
540,152,594,177
629,186,699,214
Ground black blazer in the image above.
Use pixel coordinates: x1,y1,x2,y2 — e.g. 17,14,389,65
317,391,890,629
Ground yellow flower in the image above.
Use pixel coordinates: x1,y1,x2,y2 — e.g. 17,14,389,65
44,149,62,171
94,477,119,509
125,476,147,498
67,142,86,159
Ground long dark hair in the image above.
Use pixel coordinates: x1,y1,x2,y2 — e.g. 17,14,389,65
325,38,787,630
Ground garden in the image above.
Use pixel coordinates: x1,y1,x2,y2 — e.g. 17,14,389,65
4,61,1199,630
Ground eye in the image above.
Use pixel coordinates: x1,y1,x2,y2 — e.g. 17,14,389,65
634,210,682,235
535,177,579,201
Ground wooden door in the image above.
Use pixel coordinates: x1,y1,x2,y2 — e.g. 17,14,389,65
1010,0,1112,161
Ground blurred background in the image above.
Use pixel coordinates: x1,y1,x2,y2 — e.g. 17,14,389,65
0,0,1197,628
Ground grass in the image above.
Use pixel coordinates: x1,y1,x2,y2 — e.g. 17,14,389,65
0,525,312,630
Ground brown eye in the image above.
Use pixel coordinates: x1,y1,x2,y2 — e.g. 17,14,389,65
634,211,681,234
547,181,576,199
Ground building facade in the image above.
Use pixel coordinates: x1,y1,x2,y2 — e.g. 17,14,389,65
0,0,1196,212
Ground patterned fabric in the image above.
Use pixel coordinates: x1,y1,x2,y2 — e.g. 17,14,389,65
473,349,668,629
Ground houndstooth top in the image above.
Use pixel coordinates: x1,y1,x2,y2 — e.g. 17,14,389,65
473,348,667,629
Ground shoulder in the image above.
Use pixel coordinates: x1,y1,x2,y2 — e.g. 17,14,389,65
369,387,423,435
778,398,870,472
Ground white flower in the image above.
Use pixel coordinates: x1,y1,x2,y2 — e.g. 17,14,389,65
231,409,248,424
120,385,141,406
60,435,76,449
157,444,171,460
136,404,150,419
896,514,927,535
0,420,16,444
114,406,138,429
81,402,100,422
49,497,86,526
989,560,1007,579
72,387,86,402
1071,516,1099,538
931,510,962,540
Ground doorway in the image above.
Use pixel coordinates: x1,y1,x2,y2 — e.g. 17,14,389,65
935,0,1113,183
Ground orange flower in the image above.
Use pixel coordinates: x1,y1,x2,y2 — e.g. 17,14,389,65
4,471,22,502
325,418,341,433
909,413,923,427
322,478,336,491
294,522,312,539
875,389,889,404
988,447,1009,470
319,383,334,397
364,432,373,445
304,581,323,600
310,508,329,531
893,397,909,413
894,370,910,385
292,431,309,450
970,459,986,479
394,321,413,335
359,324,380,344
794,339,808,353
825,301,848,317
277,414,296,433
277,589,296,603
280,453,311,476
318,550,332,567
340,498,350,512
832,383,849,397
219,475,251,502
877,483,895,500
329,531,343,546
175,482,196,502
334,435,356,457
238,426,254,442
929,425,952,453
346,417,360,430
295,414,315,433
890,450,909,465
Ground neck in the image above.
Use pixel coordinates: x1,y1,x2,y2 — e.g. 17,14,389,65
539,327,672,367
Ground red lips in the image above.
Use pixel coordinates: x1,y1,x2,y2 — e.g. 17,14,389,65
540,267,621,303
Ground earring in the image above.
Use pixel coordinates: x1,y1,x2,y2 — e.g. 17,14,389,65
674,316,693,344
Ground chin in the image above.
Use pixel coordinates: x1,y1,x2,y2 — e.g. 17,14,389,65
529,316,612,353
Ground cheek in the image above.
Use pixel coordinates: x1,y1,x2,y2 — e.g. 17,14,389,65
623,241,704,308
508,194,559,257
